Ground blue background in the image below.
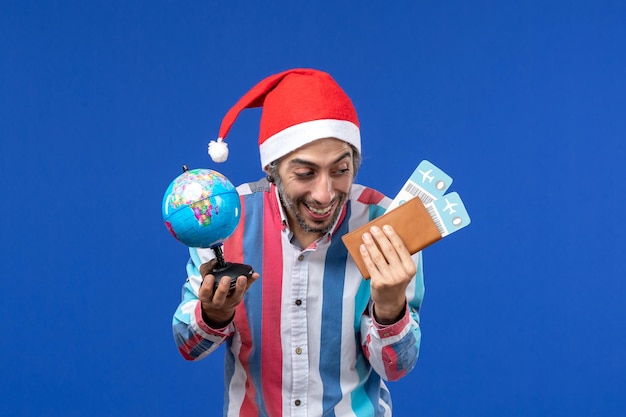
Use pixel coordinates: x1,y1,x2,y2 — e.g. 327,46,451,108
2,1,625,416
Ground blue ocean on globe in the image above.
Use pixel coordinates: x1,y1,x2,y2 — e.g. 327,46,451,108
162,168,241,248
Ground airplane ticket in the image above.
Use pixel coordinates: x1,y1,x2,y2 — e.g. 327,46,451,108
386,160,471,238
425,192,471,237
386,160,453,212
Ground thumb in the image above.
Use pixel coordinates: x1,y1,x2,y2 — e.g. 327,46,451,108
199,258,218,278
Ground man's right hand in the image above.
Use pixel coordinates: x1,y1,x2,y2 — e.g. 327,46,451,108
198,259,259,328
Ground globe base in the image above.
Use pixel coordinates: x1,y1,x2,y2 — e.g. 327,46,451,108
211,262,255,293
210,245,254,293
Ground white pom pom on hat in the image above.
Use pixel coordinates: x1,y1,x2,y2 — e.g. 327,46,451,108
207,137,229,163
208,68,361,169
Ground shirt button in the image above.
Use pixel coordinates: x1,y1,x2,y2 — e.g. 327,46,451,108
295,347,302,355
295,299,302,306
295,400,301,406
297,254,304,261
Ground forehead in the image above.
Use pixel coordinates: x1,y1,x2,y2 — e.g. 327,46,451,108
282,138,353,166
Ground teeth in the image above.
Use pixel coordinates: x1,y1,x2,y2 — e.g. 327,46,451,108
308,205,332,215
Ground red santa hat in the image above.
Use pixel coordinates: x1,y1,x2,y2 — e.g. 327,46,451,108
208,68,361,170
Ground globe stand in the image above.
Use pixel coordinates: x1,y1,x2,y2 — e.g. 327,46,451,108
210,244,254,293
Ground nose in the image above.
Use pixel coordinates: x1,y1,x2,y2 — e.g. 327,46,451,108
309,173,335,204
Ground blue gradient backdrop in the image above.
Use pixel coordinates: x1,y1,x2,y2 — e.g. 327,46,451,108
1,1,625,416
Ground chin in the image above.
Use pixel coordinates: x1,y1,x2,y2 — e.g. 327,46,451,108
300,211,340,235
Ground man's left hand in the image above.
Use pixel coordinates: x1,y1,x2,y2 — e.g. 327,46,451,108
359,225,416,325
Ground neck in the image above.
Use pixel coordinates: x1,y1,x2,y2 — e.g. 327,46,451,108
292,227,323,249
284,209,323,248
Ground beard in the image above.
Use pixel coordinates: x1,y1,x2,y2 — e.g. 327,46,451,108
274,176,347,235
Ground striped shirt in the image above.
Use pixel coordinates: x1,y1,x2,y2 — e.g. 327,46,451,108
173,178,424,417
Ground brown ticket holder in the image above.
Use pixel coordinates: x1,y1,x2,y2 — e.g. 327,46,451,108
341,197,442,279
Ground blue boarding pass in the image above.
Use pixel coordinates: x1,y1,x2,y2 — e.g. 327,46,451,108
386,160,453,212
386,160,471,238
425,192,471,237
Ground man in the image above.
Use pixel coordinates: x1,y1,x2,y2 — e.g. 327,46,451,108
173,68,425,417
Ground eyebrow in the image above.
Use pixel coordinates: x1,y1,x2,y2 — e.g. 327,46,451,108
287,151,352,168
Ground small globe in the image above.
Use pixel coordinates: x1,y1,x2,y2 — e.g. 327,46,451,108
162,168,241,248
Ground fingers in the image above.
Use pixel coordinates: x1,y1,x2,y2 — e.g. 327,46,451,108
227,272,259,301
246,272,260,291
361,225,416,323
211,275,235,306
199,258,260,329
200,271,260,306
198,273,216,307
360,225,416,280
382,225,417,277
360,225,397,275
359,233,385,277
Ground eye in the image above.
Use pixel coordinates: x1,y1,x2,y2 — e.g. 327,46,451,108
332,167,351,176
294,170,315,179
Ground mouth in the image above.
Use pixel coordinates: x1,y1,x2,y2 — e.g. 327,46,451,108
303,201,335,220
